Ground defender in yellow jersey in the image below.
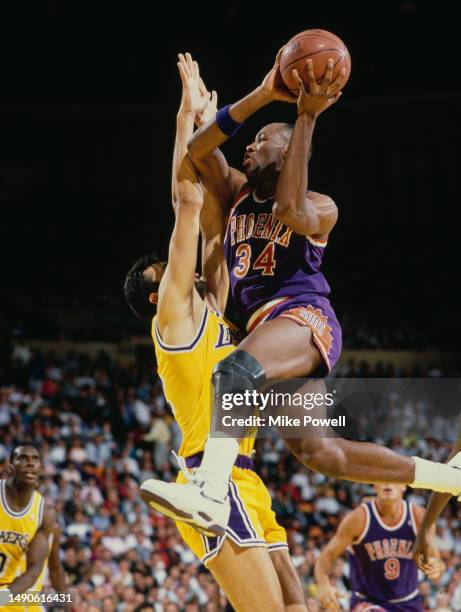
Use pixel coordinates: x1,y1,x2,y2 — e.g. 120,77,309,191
152,306,286,562
152,306,252,459
0,478,44,587
124,54,306,611
0,442,57,610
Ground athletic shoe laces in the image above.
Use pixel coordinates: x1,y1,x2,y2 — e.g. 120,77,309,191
171,451,201,484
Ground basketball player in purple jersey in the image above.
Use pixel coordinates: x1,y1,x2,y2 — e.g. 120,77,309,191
141,51,461,535
315,484,444,611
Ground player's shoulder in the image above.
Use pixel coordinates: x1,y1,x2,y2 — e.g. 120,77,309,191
306,191,338,241
40,498,57,530
351,502,370,522
154,294,208,352
341,503,369,536
155,283,202,335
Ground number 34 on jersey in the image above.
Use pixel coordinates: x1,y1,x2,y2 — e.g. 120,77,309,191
229,209,294,279
234,241,278,278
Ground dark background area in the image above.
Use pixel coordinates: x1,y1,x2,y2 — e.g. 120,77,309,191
0,1,460,346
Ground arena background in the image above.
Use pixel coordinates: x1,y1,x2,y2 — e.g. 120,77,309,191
1,1,461,610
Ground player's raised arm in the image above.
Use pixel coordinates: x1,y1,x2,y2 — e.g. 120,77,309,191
8,504,56,596
187,49,297,207
157,54,205,331
314,506,365,611
172,54,229,313
273,59,344,237
169,54,207,205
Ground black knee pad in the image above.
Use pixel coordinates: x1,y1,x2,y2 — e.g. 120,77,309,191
211,351,266,429
212,350,266,395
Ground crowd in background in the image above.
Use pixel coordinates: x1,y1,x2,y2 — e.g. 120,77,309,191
1,344,461,610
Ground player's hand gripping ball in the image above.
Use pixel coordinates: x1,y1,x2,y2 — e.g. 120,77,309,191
280,29,351,94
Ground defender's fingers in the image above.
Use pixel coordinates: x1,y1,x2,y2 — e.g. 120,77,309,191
177,61,188,84
177,53,190,77
185,52,194,73
199,78,208,96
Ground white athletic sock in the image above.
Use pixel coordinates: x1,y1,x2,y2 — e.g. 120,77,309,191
411,456,461,495
198,436,240,500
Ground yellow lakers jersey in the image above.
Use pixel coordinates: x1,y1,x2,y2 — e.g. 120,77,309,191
0,480,44,587
153,305,254,458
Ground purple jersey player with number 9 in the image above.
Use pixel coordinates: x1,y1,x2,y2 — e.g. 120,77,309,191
315,484,445,611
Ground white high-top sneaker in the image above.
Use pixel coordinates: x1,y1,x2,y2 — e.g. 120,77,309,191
448,451,461,499
140,455,230,537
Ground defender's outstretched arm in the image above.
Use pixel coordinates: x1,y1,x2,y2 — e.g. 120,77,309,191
157,55,205,330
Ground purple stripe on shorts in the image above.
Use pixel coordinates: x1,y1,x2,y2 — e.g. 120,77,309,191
226,481,257,541
228,480,258,539
185,452,254,471
201,483,261,554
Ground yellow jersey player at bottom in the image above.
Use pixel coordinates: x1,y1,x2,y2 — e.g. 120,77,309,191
123,53,307,611
0,442,58,612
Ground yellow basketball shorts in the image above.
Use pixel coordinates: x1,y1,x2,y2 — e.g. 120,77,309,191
175,462,287,566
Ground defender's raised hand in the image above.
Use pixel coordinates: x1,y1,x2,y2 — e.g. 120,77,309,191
292,57,346,118
197,77,217,126
177,53,217,124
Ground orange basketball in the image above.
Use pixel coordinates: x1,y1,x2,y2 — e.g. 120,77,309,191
280,29,351,94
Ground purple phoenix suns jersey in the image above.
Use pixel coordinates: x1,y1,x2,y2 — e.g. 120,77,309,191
224,188,331,317
348,500,421,610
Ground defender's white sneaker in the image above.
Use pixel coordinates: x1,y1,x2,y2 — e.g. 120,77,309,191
140,455,230,537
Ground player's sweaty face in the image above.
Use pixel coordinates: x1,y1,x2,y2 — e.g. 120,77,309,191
243,126,287,178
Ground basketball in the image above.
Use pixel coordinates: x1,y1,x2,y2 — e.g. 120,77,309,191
280,29,351,93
